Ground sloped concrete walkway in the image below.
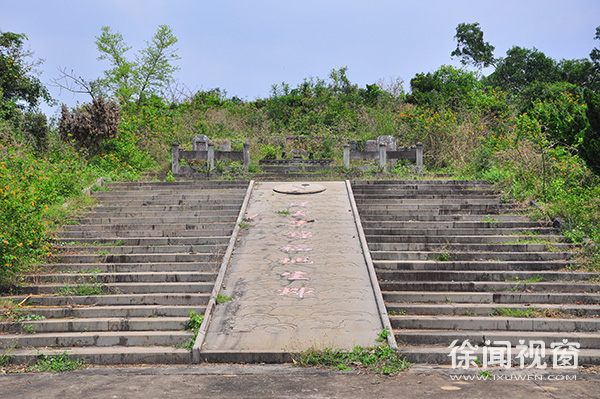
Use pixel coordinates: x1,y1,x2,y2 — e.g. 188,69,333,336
201,181,383,361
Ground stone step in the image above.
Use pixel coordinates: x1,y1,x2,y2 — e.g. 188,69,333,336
38,262,219,273
390,315,600,332
88,199,244,207
351,187,497,194
21,282,214,295
80,210,240,219
88,204,243,212
0,330,194,349
386,303,600,317
376,270,596,282
55,229,233,238
72,215,237,225
363,228,557,236
397,345,600,365
53,236,231,246
357,204,518,211
24,271,218,284
4,346,192,365
382,291,600,305
17,305,205,319
363,214,529,222
353,194,499,200
367,235,564,244
379,281,596,293
104,180,248,188
19,293,211,307
354,198,508,205
368,242,573,253
395,329,600,348
362,221,552,229
53,253,218,264
55,244,228,254
350,180,491,187
374,260,571,271
91,192,246,200
0,316,189,333
359,209,517,216
370,251,572,261
62,222,234,232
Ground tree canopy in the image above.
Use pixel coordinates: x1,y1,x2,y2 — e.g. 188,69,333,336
0,31,52,119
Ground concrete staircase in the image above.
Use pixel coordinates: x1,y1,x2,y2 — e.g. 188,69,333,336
1,180,249,364
351,180,600,366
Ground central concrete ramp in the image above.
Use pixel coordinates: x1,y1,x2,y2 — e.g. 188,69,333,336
200,181,384,362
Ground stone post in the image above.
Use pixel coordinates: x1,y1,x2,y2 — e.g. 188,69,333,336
343,144,350,168
243,142,250,171
207,143,215,172
416,142,423,173
378,143,387,170
171,143,180,175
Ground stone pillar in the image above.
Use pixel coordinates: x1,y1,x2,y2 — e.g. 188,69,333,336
378,143,387,170
416,142,423,173
343,144,350,168
243,142,250,171
207,143,215,171
171,143,180,175
378,135,397,169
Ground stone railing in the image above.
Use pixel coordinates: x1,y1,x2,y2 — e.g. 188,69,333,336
171,142,250,174
343,142,423,172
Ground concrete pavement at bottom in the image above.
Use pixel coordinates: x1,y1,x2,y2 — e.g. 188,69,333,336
201,181,384,357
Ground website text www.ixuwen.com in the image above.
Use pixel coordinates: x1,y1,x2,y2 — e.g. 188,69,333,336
449,374,578,381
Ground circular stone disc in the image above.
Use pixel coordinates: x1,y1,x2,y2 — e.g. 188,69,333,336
273,183,327,195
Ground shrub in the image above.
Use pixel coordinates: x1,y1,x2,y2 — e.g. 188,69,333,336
59,96,120,154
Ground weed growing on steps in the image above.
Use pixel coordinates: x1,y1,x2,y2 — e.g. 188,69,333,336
216,293,233,304
491,307,565,318
432,252,451,261
292,330,410,374
57,281,111,296
292,344,410,374
481,216,502,223
176,310,205,351
27,352,86,372
506,274,544,293
0,299,45,322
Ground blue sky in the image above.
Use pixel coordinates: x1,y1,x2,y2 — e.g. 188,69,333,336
1,0,599,116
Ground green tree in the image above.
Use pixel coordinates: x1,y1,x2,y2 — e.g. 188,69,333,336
582,89,600,175
0,31,52,119
407,65,490,113
451,22,496,69
486,46,559,94
55,25,180,109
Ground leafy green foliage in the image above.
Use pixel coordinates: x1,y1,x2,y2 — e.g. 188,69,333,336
185,310,204,330
94,25,180,108
0,31,52,119
582,89,600,175
451,22,496,69
27,352,86,372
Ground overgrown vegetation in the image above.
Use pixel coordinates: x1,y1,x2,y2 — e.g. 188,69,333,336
1,22,600,292
292,332,410,374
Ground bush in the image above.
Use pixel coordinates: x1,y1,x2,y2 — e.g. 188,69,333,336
59,96,120,154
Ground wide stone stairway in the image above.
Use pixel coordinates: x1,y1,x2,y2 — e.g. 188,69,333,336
1,180,250,364
2,178,599,367
351,180,600,365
